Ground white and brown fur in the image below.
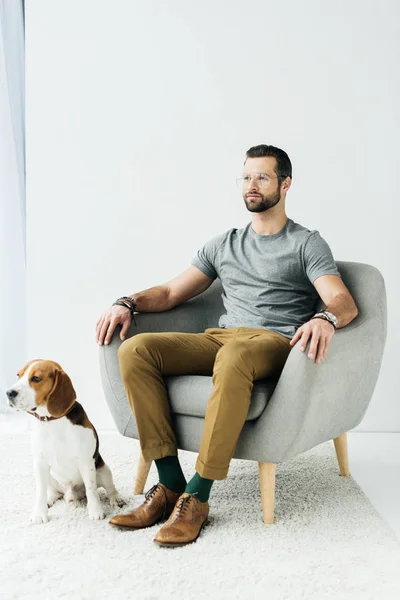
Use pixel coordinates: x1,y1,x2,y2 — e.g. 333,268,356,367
6,359,125,523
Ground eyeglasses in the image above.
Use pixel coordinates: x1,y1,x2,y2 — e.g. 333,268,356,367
236,173,287,188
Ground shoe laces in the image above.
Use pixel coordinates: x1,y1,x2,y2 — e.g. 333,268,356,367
176,493,198,517
144,483,162,501
144,483,168,520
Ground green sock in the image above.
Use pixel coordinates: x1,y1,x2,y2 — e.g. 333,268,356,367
185,472,214,503
154,455,187,493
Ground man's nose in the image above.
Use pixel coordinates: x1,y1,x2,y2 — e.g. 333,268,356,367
6,389,18,399
248,178,259,190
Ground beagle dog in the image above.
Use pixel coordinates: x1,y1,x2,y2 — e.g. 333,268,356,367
6,359,125,524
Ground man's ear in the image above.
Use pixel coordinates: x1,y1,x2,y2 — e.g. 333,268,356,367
281,177,292,194
47,369,76,418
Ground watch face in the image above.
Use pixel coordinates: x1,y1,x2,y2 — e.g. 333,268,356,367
324,311,337,324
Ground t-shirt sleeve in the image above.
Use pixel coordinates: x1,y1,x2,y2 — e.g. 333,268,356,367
303,231,342,284
190,232,225,280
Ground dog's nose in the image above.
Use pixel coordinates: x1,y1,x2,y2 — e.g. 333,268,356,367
6,389,18,399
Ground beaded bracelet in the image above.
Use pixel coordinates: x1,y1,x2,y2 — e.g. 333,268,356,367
120,296,137,310
112,298,137,326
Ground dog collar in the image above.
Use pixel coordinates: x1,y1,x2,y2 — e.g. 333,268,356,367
27,402,77,422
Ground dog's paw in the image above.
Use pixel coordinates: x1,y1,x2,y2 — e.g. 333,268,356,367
88,506,105,521
30,510,49,524
109,493,126,508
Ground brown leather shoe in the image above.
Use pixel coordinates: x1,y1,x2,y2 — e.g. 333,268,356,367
153,492,209,547
109,483,181,530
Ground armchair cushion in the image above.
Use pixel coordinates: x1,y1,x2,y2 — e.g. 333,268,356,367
165,375,278,421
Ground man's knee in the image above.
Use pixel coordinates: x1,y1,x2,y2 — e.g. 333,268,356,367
118,333,158,362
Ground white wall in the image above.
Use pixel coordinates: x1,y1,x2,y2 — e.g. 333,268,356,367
25,0,399,432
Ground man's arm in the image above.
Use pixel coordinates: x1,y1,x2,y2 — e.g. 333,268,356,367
312,274,358,327
289,274,358,364
97,266,214,345
129,265,215,312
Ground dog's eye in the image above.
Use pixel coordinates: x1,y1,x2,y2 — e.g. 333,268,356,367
31,376,42,383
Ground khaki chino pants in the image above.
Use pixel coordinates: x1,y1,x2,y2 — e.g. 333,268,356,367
118,327,292,480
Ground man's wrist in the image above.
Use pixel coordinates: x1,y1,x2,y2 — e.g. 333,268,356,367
112,296,137,326
120,296,137,312
311,313,336,330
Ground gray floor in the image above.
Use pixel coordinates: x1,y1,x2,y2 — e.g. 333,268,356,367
1,412,399,541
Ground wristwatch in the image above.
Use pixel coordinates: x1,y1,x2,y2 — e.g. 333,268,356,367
312,310,338,329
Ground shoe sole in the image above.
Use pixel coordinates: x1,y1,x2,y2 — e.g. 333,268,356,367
153,519,208,548
109,514,167,531
109,522,156,531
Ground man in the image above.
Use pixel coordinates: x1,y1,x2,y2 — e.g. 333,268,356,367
96,144,358,548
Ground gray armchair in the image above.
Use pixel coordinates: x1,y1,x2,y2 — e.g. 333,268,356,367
99,261,387,523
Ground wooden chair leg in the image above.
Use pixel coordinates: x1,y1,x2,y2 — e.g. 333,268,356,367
133,453,152,495
333,432,350,476
258,462,276,524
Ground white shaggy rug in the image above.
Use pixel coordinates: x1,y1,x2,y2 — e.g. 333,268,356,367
1,432,400,600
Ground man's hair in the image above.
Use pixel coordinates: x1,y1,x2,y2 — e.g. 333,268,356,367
245,144,292,181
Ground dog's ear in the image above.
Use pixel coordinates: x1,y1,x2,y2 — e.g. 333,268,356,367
47,369,76,418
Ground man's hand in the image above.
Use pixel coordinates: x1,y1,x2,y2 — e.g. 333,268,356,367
289,318,335,364
96,305,132,346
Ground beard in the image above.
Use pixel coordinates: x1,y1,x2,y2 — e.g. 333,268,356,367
243,188,281,213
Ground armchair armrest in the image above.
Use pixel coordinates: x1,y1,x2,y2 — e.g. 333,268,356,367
119,292,220,339
240,302,387,463
99,293,219,433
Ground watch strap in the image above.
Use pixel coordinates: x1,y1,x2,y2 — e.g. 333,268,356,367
311,314,336,329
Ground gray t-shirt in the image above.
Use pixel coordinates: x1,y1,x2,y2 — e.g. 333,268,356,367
190,217,341,339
